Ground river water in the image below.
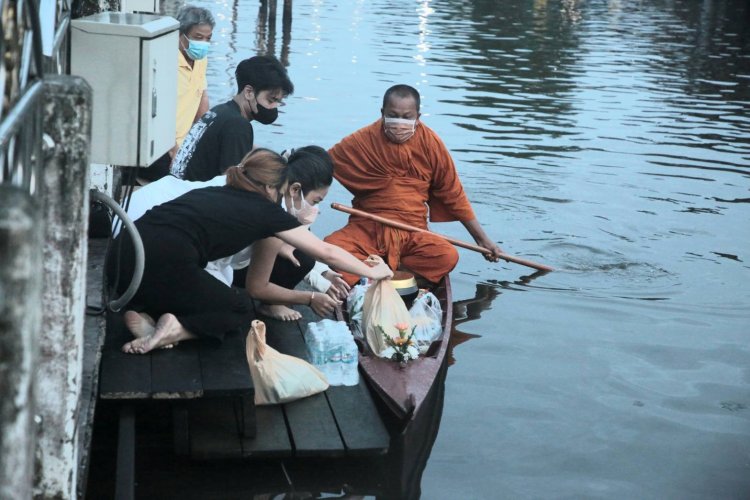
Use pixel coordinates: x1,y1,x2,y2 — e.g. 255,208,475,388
174,0,750,497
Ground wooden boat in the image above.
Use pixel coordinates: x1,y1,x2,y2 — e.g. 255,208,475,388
338,275,453,423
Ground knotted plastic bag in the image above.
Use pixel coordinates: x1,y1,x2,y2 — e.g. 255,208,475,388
245,320,329,405
345,280,371,338
362,279,412,357
409,290,443,354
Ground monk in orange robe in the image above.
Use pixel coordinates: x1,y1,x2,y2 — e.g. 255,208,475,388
325,84,503,285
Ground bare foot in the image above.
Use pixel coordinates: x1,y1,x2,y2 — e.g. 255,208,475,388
124,310,155,337
122,313,195,354
257,304,302,321
123,311,176,349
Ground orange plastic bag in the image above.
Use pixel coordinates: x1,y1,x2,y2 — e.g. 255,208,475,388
361,279,412,357
245,320,329,405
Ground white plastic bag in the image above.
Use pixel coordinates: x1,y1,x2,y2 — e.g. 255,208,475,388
345,280,371,337
362,280,412,357
246,320,329,405
409,290,443,354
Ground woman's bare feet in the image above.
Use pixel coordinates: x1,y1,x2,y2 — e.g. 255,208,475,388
124,310,155,337
122,313,196,354
257,303,302,321
123,311,177,349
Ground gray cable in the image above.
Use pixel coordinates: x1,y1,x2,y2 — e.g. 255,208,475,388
90,189,144,312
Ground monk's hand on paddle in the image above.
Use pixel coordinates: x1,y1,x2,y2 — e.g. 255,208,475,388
477,238,504,263
278,243,300,267
310,291,340,317
364,255,394,280
322,270,351,300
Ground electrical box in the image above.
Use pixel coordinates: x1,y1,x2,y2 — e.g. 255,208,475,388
71,13,179,167
120,0,159,14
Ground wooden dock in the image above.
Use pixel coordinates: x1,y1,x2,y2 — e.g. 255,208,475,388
85,240,446,499
93,248,391,497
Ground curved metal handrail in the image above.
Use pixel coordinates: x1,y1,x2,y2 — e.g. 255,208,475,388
90,189,145,312
1,0,46,192
24,0,44,78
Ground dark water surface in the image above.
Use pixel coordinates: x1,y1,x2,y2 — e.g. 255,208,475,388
178,0,749,497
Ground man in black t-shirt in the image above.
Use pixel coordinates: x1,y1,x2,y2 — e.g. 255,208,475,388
170,56,294,181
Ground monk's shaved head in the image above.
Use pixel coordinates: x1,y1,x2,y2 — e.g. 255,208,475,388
383,84,421,111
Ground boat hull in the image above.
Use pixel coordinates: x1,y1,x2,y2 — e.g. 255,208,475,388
345,277,453,422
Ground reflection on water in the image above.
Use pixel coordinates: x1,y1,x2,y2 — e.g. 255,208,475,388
163,0,749,497
449,283,501,366
254,0,293,66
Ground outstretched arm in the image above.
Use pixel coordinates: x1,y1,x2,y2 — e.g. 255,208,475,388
275,225,393,280
245,237,340,316
461,218,503,262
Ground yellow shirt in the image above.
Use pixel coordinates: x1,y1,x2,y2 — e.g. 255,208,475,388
176,51,208,147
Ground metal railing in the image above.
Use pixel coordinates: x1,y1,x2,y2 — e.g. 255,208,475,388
0,0,46,193
43,0,71,76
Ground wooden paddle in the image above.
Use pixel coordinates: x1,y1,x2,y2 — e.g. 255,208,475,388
331,203,554,272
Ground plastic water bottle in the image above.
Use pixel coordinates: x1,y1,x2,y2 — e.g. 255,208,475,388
340,338,359,386
307,319,358,387
306,322,326,369
326,339,343,386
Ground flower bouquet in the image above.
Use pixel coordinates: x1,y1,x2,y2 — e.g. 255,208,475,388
377,322,419,363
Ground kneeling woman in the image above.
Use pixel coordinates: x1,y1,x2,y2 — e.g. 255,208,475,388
107,148,392,354
232,146,351,321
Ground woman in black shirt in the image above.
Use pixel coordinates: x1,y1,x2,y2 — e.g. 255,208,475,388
108,148,392,354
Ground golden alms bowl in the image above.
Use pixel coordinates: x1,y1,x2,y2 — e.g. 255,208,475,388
391,271,418,309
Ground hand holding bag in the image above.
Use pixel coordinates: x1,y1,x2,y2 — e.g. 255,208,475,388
245,320,329,405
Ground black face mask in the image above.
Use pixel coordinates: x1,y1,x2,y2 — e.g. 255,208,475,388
252,103,278,125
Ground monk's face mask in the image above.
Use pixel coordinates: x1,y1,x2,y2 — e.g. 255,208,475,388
383,117,417,144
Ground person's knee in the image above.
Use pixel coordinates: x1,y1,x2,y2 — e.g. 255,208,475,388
429,244,459,274
444,245,459,270
401,239,458,282
230,288,253,313
295,249,316,275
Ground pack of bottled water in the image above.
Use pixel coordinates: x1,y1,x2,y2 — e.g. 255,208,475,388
305,319,359,387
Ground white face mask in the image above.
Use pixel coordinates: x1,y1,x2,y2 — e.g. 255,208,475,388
290,189,319,225
383,117,417,143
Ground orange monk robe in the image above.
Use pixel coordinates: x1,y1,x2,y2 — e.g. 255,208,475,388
324,119,475,284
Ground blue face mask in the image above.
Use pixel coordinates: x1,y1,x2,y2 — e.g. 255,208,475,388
183,35,210,60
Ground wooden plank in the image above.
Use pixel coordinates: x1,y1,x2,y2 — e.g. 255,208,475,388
78,239,108,496
188,399,243,460
283,393,345,457
263,317,345,457
150,342,203,399
99,311,152,399
114,403,135,500
294,302,390,455
241,405,292,458
262,316,309,358
189,399,293,459
198,330,253,397
199,330,256,437
326,383,390,456
236,394,256,438
172,403,190,456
